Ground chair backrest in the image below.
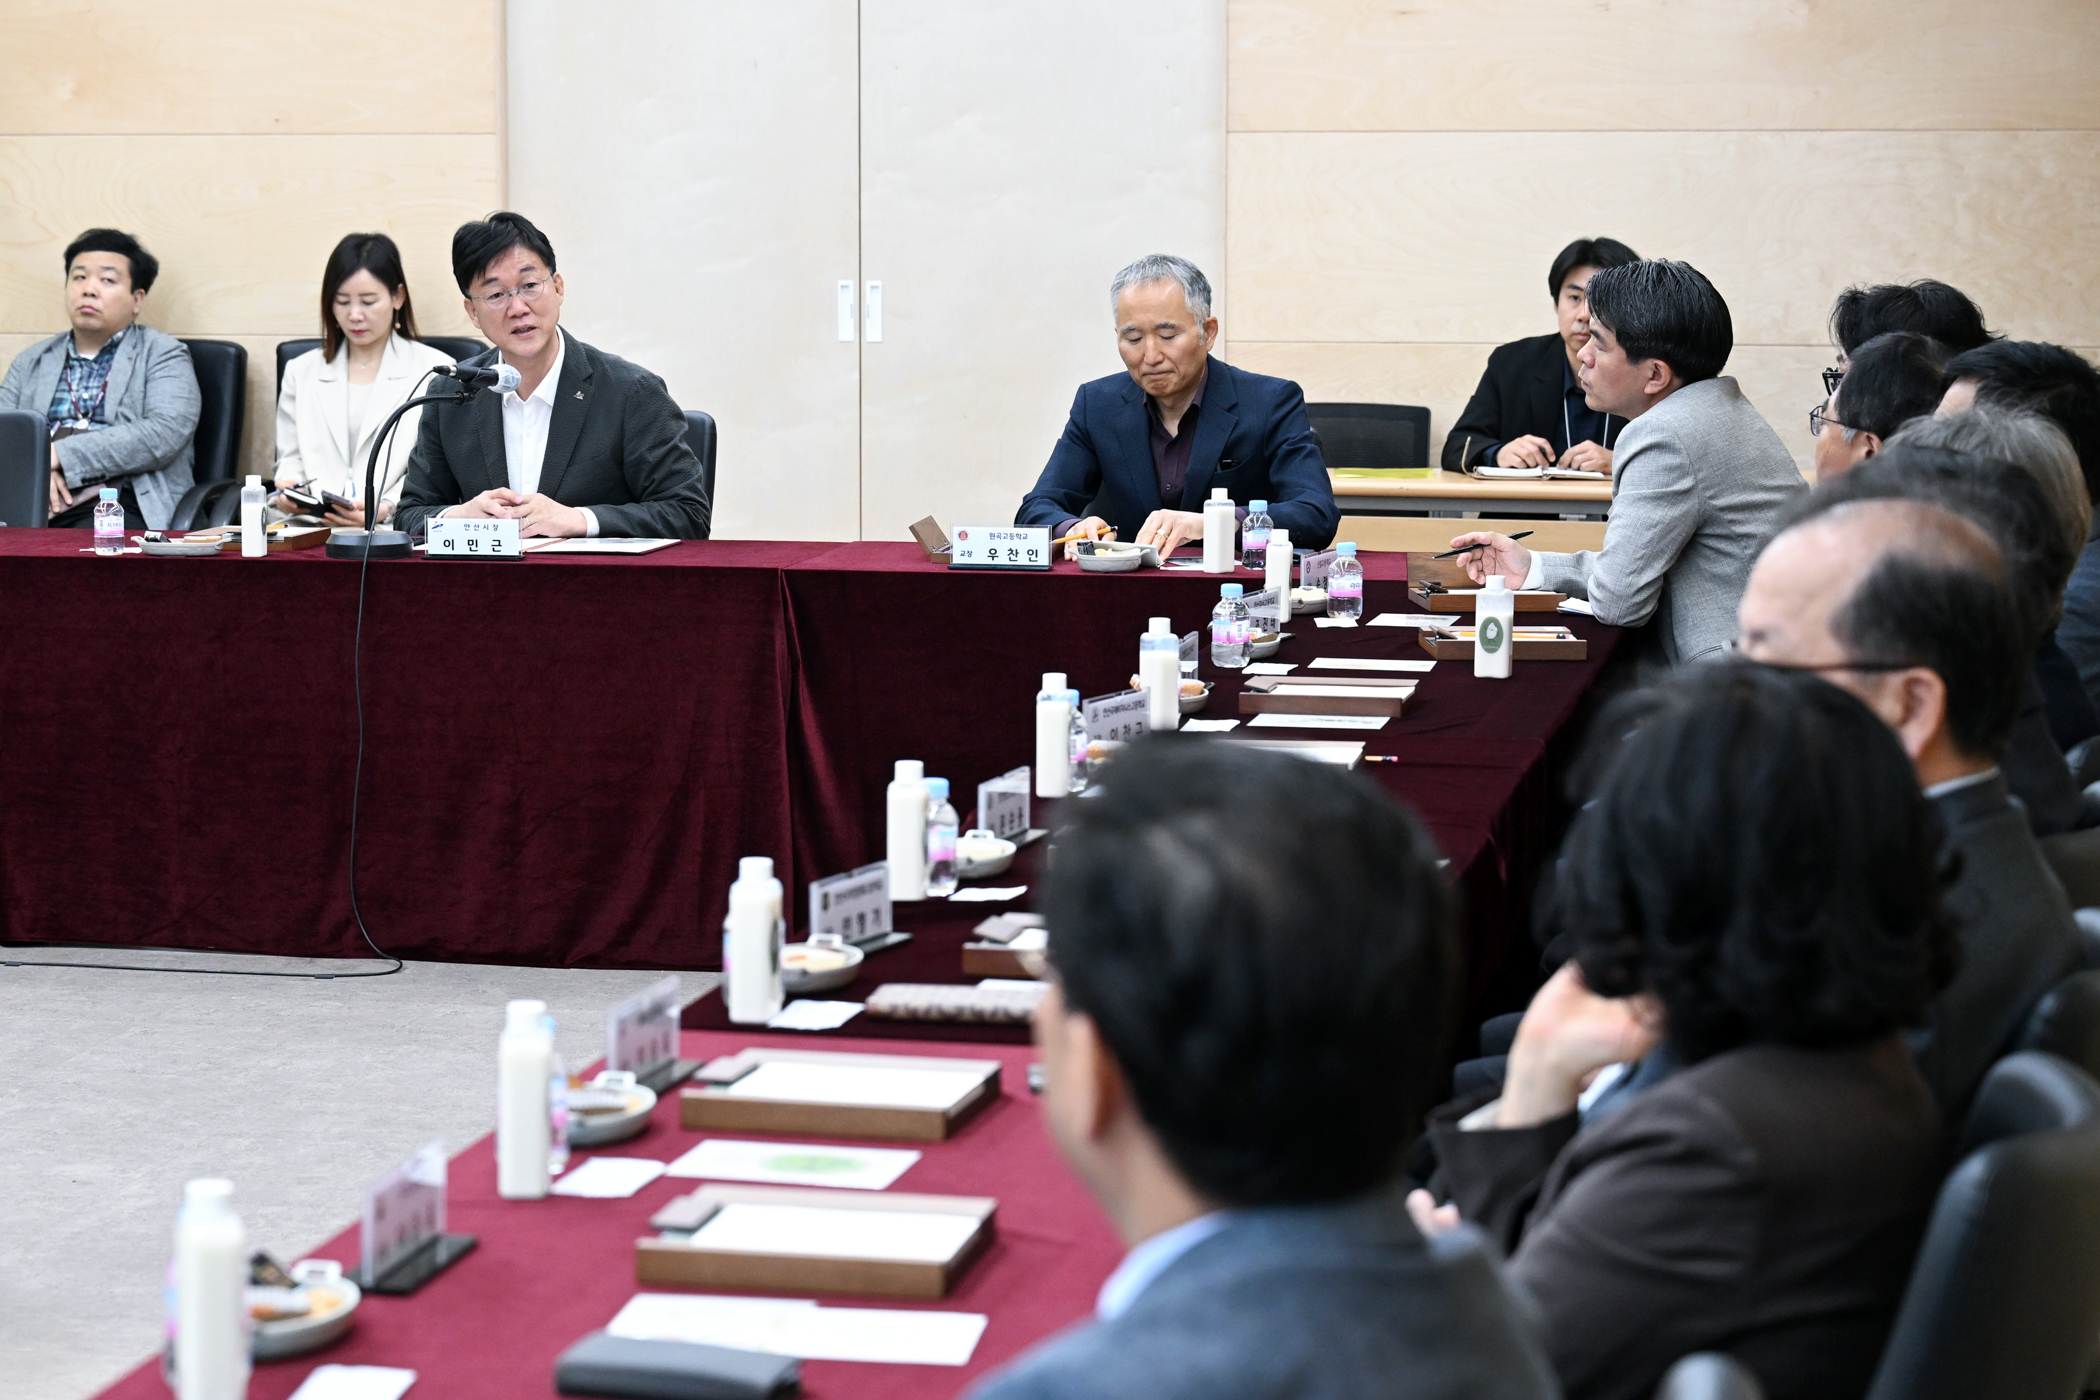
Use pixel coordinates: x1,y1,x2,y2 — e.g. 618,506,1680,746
2019,970,2100,1083
1304,402,1432,473
179,339,248,484
1653,1353,1765,1400
2042,828,2100,911
168,478,240,532
0,408,46,528
2076,908,2100,970
682,410,718,510
1863,1051,2100,1400
275,336,489,395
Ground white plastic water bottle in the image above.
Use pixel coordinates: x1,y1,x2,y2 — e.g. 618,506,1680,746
1211,583,1251,668
1475,573,1516,679
1140,617,1181,733
497,999,552,1199
93,487,124,555
1064,689,1088,793
1328,542,1364,619
544,1013,570,1178
170,1179,249,1400
1035,673,1073,800
1202,487,1236,572
925,778,960,897
887,760,929,899
724,856,785,1023
239,475,266,558
1242,499,1272,571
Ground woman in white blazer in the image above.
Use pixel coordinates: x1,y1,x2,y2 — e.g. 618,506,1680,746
274,233,453,527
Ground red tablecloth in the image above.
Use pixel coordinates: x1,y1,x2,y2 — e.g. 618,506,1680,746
88,1030,1119,1400
0,533,1625,995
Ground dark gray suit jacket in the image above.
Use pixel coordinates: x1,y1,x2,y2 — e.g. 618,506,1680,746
1912,771,2080,1113
394,331,709,538
963,1190,1556,1400
1431,1038,1942,1400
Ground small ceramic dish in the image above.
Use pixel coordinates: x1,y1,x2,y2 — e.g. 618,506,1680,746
1075,542,1144,573
567,1069,658,1146
1179,681,1214,714
782,934,865,994
1250,632,1283,659
1290,587,1328,615
957,829,1018,879
250,1259,360,1360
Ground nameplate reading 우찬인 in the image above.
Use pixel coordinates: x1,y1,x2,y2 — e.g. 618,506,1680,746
947,526,1052,571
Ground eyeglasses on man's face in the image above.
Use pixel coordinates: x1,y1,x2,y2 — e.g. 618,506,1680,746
1808,402,1850,438
472,278,549,311
1822,365,1845,397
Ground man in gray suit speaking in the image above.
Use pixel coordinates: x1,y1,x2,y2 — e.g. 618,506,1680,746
965,741,1555,1400
396,212,710,539
1453,260,1803,667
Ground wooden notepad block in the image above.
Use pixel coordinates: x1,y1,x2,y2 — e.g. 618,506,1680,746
1419,630,1589,661
961,942,1035,978
640,1183,996,1300
1406,584,1568,614
680,1048,1002,1142
1238,677,1410,717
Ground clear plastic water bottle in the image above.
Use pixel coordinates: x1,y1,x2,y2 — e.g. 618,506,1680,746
925,777,960,897
1211,583,1251,668
93,487,124,556
1241,499,1273,572
1065,689,1088,793
1328,542,1364,620
543,1013,570,1178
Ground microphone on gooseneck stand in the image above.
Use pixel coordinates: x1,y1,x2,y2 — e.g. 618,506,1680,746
432,362,523,394
324,363,520,562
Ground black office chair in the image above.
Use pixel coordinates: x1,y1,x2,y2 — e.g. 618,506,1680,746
682,410,718,515
2044,830,2100,912
0,408,46,529
273,336,488,396
2078,908,2100,970
1861,1051,2100,1400
1653,1353,1765,1400
179,340,247,485
167,479,239,531
2019,971,2100,1083
1304,402,1432,474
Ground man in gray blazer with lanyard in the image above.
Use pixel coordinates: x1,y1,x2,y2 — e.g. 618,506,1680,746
1453,260,1804,668
0,228,200,530
394,213,710,540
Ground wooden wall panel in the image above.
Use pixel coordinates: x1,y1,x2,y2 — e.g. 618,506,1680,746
0,1,496,135
1228,0,2100,133
1228,130,2100,349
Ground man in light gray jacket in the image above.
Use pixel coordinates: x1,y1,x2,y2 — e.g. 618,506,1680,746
0,228,199,530
964,740,1556,1400
1453,259,1804,667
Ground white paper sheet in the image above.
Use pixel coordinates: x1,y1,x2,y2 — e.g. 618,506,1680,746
691,1202,981,1263
550,1156,667,1198
1006,927,1048,951
722,1060,990,1111
1313,616,1358,628
1558,597,1596,615
1370,613,1455,629
1180,718,1240,732
524,538,681,555
767,1000,865,1031
1242,662,1297,674
1262,684,1410,699
287,1366,418,1400
1245,713,1391,731
1309,657,1435,673
946,885,1025,902
608,1293,989,1367
665,1138,920,1190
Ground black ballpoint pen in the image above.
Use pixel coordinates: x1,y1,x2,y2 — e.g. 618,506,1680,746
1432,530,1533,560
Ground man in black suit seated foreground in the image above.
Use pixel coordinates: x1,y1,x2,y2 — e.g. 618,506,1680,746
1441,236,1640,474
1738,490,2079,1115
965,740,1554,1400
394,212,710,539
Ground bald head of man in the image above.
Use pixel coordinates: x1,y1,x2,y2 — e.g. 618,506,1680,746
1737,498,2026,786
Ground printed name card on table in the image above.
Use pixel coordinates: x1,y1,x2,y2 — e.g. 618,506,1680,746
426,517,523,559
1243,585,1285,633
607,975,683,1079
1299,549,1338,590
1083,688,1150,744
810,862,892,945
947,525,1051,571
359,1140,475,1293
975,766,1031,839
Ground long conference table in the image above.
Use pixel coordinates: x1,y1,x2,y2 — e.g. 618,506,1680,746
0,531,1628,1013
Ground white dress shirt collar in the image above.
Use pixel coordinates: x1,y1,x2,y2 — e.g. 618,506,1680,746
499,329,567,497
1923,765,2001,800
1095,1211,1230,1320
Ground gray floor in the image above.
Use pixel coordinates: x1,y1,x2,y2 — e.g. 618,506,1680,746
0,945,717,1400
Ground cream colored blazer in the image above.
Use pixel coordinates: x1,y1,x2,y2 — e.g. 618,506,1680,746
274,334,453,507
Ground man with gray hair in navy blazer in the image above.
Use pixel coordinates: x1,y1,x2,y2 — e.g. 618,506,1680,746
1016,254,1338,556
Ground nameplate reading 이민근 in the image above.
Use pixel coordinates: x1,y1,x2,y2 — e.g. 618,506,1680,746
426,517,523,559
1083,689,1150,744
811,862,892,945
947,526,1051,571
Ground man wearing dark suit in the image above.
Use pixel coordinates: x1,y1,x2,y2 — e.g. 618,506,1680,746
1739,491,2079,1115
965,741,1555,1400
394,212,709,539
1442,237,1640,474
1015,254,1337,557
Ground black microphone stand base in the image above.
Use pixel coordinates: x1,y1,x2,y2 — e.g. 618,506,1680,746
326,528,415,561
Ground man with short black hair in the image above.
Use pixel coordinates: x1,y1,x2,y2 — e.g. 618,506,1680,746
1450,260,1805,669
0,228,200,529
394,211,711,539
1828,279,1993,363
1443,236,1641,474
1938,341,2100,710
965,740,1556,1400
1811,331,1948,481
1739,491,2078,1114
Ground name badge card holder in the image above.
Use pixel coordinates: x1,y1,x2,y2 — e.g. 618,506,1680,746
809,861,908,954
1083,689,1151,745
426,517,525,560
947,526,1051,572
1300,549,1338,590
975,766,1033,842
358,1140,476,1294
607,974,700,1094
1243,585,1286,636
